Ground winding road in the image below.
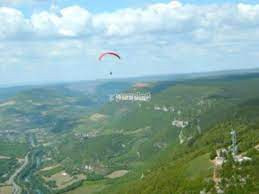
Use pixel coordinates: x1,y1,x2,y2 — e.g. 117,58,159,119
7,153,29,194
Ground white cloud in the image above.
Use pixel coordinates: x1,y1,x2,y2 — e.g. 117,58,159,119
31,6,91,37
0,1,259,40
0,1,259,84
0,7,29,39
238,3,259,19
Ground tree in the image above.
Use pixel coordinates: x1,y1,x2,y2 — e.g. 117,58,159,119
210,149,217,160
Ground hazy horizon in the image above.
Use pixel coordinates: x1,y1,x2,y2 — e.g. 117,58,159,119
1,66,258,88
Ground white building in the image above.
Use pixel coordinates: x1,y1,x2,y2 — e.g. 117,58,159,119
172,120,189,128
85,165,93,171
215,156,224,166
234,155,252,163
162,106,169,112
111,92,151,102
154,106,161,110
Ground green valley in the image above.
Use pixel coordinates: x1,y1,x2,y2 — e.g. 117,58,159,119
0,72,258,194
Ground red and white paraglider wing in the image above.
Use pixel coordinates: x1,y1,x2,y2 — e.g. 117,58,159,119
99,52,121,61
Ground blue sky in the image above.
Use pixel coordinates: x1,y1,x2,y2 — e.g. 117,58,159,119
0,0,259,85
6,0,259,15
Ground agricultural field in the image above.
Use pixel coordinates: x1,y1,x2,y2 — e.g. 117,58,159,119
42,170,85,190
0,141,28,158
0,185,12,194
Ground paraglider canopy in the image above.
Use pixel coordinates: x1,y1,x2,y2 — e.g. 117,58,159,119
99,52,121,61
99,51,121,76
